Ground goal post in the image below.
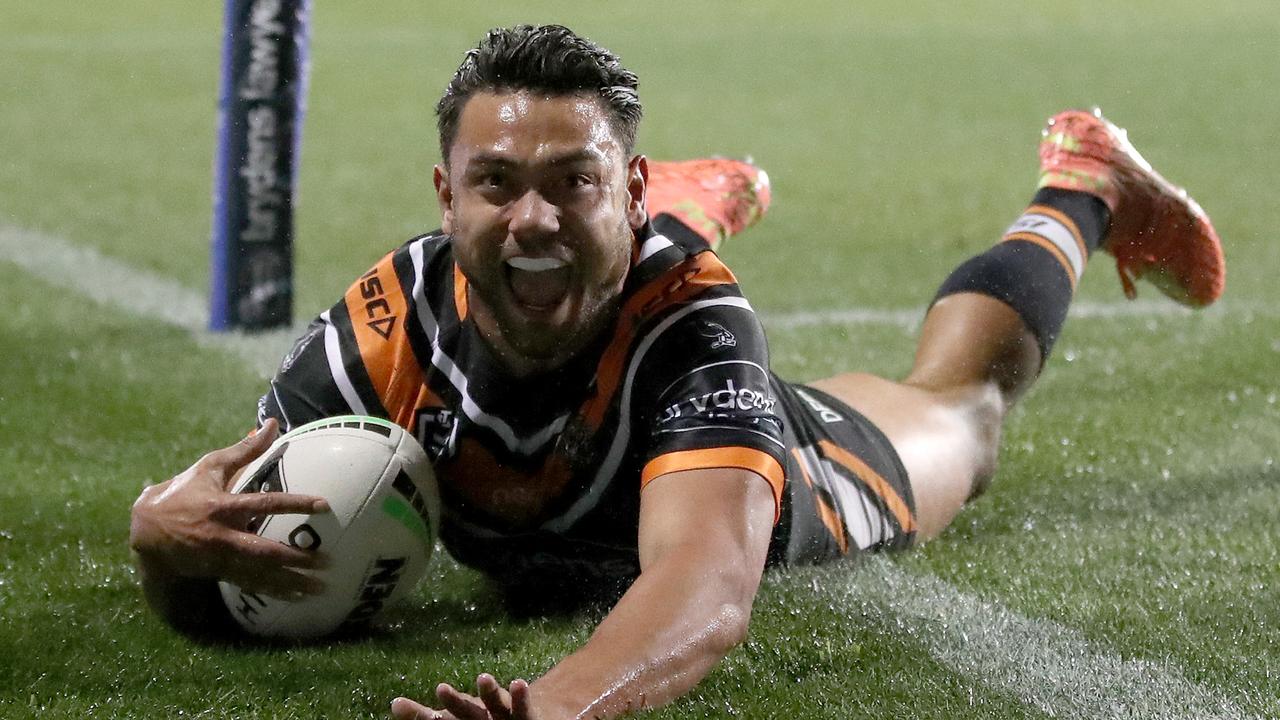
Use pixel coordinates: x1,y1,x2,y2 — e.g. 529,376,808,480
209,0,311,331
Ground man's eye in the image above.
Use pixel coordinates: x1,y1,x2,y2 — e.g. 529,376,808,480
566,174,592,188
482,174,505,188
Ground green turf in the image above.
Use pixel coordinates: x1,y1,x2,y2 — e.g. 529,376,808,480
2,0,1278,717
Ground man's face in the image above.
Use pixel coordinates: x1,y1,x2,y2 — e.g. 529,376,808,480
435,90,646,375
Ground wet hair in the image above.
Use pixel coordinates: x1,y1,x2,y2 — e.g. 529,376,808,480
435,24,642,163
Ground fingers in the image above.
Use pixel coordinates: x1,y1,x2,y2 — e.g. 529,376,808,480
204,419,280,478
391,678,528,720
436,683,490,720
477,674,513,719
231,530,329,568
390,696,447,720
215,532,329,598
508,679,532,719
215,491,329,521
225,565,324,601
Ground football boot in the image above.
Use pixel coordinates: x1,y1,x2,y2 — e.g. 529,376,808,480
645,157,772,250
1038,108,1225,306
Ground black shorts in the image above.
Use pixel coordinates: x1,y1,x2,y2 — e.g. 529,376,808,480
768,380,917,565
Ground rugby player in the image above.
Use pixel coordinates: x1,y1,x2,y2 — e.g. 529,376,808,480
129,24,1226,720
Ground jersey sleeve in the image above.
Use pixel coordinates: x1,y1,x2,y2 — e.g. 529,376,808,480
632,301,787,518
256,316,354,432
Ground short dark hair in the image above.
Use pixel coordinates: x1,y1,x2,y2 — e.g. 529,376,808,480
435,25,643,163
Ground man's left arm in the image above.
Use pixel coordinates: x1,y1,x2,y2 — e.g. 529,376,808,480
392,465,775,719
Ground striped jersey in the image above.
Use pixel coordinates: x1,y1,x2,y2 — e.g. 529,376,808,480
258,219,914,589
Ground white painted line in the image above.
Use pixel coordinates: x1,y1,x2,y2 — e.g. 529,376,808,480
761,298,1229,331
0,222,302,380
1,220,1258,717
843,558,1258,720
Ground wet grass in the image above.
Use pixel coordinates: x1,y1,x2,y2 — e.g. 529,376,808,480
2,1,1278,717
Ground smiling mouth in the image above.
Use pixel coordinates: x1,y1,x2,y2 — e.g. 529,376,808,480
504,256,572,310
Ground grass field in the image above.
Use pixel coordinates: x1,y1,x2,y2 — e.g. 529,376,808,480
2,1,1278,717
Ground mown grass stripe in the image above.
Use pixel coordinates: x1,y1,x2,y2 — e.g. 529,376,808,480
0,221,302,380
761,297,1244,331
849,558,1258,720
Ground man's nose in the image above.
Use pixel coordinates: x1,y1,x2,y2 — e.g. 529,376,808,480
508,189,560,238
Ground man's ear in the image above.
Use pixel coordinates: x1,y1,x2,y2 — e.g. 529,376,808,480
433,164,455,234
625,154,648,230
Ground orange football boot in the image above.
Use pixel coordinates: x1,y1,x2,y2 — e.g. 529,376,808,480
644,158,772,250
1038,108,1225,306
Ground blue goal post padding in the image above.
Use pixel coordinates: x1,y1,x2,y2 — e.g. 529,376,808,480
209,0,310,331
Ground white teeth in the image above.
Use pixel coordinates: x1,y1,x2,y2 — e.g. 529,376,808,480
506,256,567,272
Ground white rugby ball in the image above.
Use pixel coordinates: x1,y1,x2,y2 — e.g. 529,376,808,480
218,415,440,639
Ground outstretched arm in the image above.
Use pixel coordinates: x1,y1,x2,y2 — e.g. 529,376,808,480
393,467,775,719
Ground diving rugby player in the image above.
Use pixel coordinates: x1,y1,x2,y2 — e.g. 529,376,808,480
130,24,1225,720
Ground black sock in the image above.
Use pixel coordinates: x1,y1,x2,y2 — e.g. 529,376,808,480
933,188,1110,361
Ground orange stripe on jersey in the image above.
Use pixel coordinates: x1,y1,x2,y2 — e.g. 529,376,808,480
640,446,785,521
453,263,469,321
791,448,849,555
343,253,426,423
1003,232,1078,287
817,439,917,534
581,251,739,430
1026,204,1088,261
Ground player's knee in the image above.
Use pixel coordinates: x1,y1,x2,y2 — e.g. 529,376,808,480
960,382,1005,500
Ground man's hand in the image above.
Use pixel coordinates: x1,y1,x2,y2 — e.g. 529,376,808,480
391,675,539,720
129,418,330,600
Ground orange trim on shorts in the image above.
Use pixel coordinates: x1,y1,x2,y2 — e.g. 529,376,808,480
453,263,469,321
817,439,917,534
641,446,784,522
1026,204,1088,262
792,448,849,555
344,253,427,420
1002,232,1079,288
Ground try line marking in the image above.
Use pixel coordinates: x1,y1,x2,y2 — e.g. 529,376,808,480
0,220,1259,719
760,297,1215,331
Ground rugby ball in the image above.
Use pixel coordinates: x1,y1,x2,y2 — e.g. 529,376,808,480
218,415,440,639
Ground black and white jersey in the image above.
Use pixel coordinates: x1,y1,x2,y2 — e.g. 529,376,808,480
258,221,803,586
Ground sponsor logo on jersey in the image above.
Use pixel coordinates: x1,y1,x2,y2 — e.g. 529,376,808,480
699,321,737,349
414,407,458,461
358,268,398,339
796,388,844,424
658,378,777,424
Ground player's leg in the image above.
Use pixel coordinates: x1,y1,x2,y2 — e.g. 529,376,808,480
812,109,1225,541
644,158,771,249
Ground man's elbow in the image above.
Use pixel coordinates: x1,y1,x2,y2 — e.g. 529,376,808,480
708,601,753,654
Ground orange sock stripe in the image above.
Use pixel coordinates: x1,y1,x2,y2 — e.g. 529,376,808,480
1026,204,1089,262
1002,233,1079,288
817,439,917,534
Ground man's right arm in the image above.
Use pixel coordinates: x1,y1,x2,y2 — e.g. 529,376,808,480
128,420,330,636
